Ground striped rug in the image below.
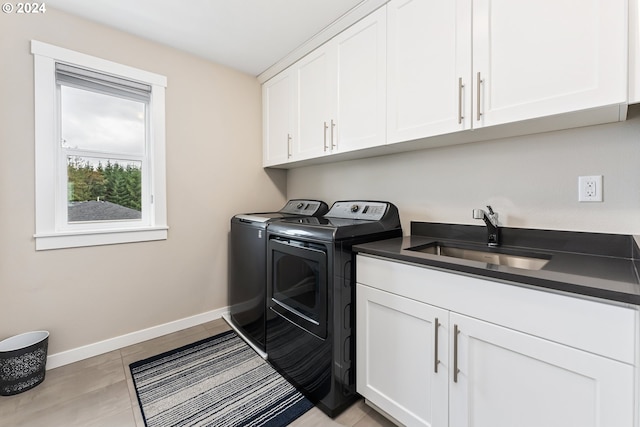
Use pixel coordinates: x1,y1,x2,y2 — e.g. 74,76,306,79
129,330,314,427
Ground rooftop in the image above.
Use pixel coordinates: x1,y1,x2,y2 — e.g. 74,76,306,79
68,200,141,222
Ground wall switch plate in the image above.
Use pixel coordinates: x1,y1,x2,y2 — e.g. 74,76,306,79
578,175,603,202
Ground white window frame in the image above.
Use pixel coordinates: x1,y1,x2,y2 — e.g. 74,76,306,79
32,40,168,250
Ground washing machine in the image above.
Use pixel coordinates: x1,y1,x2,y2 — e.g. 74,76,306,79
265,201,402,416
226,199,328,357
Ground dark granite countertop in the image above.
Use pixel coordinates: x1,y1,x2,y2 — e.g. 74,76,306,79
353,222,640,305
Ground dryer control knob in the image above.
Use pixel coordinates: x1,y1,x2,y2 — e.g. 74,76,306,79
351,204,360,213
296,202,304,209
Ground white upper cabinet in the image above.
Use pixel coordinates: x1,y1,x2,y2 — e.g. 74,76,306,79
333,7,387,153
263,0,629,167
262,69,295,167
630,0,640,104
296,46,335,161
262,6,386,166
473,0,627,128
295,6,386,159
387,0,471,143
387,0,628,143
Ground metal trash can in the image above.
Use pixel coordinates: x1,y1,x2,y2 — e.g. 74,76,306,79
0,331,49,396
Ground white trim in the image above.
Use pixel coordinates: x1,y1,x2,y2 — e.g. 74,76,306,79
46,307,229,370
34,226,169,250
32,40,168,250
31,40,167,87
257,0,388,83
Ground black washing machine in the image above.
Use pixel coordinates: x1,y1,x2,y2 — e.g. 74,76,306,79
226,200,328,357
266,201,402,416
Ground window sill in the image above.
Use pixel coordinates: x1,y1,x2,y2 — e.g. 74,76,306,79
34,226,168,250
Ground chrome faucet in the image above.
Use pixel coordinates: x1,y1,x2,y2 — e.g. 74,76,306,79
473,205,500,246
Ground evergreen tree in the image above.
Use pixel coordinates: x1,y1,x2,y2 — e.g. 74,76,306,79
125,165,142,210
66,158,141,211
90,162,107,201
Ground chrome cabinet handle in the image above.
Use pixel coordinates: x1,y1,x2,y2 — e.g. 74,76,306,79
453,324,460,383
434,318,440,373
287,133,292,158
458,78,464,124
323,121,328,152
476,72,483,122
331,119,336,150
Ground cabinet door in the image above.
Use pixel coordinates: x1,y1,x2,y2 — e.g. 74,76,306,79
630,0,640,104
387,0,471,144
356,284,449,427
449,313,634,427
334,6,387,152
295,47,334,161
472,0,627,128
262,70,294,166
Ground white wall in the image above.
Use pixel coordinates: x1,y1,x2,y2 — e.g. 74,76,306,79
288,106,640,235
0,9,286,355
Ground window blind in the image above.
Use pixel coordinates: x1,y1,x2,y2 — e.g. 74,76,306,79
55,63,151,102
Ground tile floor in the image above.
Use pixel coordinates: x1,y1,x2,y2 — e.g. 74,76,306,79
0,319,395,427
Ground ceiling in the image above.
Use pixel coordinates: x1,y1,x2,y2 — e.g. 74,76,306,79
46,0,364,76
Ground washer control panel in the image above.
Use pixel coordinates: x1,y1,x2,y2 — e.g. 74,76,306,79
280,199,327,215
326,201,389,220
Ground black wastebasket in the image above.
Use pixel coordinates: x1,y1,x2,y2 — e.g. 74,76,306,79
0,331,49,396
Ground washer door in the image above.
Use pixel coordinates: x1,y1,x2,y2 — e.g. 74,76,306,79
268,238,328,339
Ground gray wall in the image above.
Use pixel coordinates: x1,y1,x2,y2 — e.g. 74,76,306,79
0,8,286,355
288,107,640,235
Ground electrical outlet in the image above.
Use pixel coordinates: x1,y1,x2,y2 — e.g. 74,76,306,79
578,175,603,202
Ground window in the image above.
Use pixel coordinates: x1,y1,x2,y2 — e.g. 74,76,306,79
32,41,168,250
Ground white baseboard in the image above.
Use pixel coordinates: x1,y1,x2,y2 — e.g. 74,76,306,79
46,306,229,370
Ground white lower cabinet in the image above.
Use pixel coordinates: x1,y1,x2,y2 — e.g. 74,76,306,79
356,285,449,427
356,255,636,427
450,313,634,427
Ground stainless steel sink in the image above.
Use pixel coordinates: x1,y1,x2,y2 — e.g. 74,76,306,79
407,242,550,270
